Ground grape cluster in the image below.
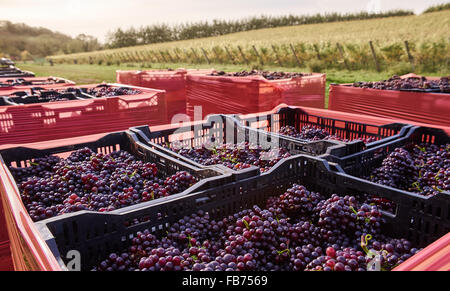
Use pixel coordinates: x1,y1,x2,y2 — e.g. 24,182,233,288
278,125,377,144
271,184,323,218
210,70,310,80
86,86,142,97
314,194,382,240
10,147,196,221
352,76,449,93
365,237,420,270
93,184,420,271
305,246,367,271
1,77,66,86
164,141,291,173
369,143,450,197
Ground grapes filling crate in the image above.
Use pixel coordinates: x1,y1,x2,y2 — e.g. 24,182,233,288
328,74,450,128
0,77,76,92
0,129,246,270
324,126,450,197
117,68,215,120
0,88,93,105
129,114,346,176
186,71,326,119
233,105,413,158
32,153,449,271
0,83,168,146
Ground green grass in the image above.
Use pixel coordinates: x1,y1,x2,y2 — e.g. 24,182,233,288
20,62,429,108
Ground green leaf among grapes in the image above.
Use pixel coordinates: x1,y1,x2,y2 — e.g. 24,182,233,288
411,181,422,192
415,145,426,152
276,249,290,255
349,206,358,215
432,186,444,193
128,170,138,178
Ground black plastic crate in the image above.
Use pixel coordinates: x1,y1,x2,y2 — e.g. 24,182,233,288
0,96,15,106
325,126,450,178
0,70,35,78
0,77,70,87
234,106,413,156
0,58,15,67
35,153,449,270
0,130,236,229
0,88,95,105
130,114,344,175
7,92,86,105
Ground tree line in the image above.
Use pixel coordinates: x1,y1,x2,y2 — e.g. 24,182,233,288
0,21,102,61
105,10,414,49
423,2,450,13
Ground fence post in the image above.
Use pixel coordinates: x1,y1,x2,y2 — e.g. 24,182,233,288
290,43,301,67
201,48,211,64
252,45,264,66
237,45,249,65
369,41,380,72
336,42,350,70
224,46,236,64
404,40,415,72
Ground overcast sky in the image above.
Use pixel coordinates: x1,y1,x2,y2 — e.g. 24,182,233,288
0,0,446,42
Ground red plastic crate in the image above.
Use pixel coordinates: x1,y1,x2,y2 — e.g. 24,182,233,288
186,73,325,119
394,233,450,271
0,83,167,147
238,104,450,135
0,241,13,271
0,154,61,270
117,69,214,122
0,76,75,94
329,74,450,128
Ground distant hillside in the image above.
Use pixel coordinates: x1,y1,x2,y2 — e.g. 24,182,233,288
0,21,101,60
50,10,449,73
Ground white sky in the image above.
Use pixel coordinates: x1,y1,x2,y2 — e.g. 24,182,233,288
0,0,446,42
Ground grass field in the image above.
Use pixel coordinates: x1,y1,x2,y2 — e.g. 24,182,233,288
21,62,443,108
48,11,450,73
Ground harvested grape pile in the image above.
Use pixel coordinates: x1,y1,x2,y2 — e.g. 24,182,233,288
162,141,291,172
369,143,450,197
86,86,142,97
210,70,310,80
0,77,66,86
92,184,420,271
352,76,449,93
10,148,196,222
278,125,377,144
7,90,78,103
